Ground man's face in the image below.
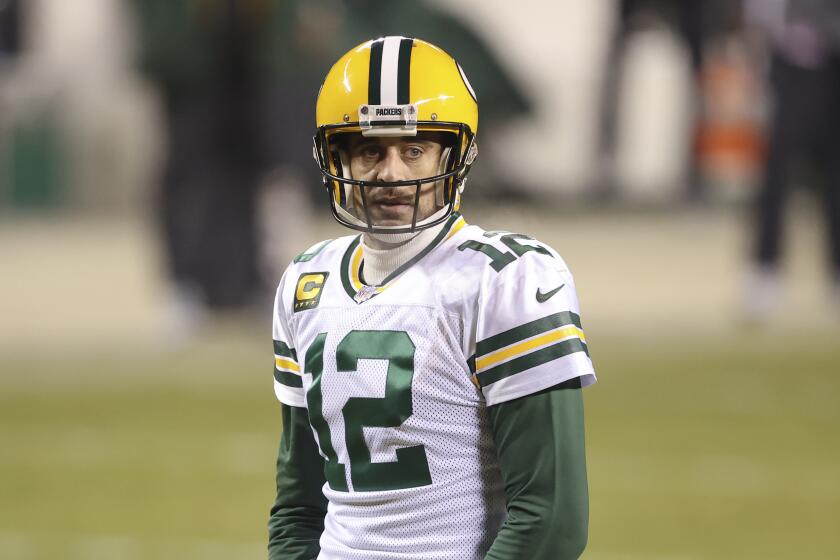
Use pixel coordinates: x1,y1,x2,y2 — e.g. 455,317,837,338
346,133,445,228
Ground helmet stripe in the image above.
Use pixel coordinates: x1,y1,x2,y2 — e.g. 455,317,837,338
397,37,414,105
368,39,383,105
379,36,402,105
368,36,414,106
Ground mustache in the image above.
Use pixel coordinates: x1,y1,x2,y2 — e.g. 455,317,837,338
366,191,416,205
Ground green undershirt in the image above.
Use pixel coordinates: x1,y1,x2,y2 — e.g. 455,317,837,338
485,379,589,559
267,380,589,560
267,404,326,560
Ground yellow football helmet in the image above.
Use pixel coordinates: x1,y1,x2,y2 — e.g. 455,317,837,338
314,36,478,233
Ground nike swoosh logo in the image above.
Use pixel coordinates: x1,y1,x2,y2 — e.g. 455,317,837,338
536,284,565,303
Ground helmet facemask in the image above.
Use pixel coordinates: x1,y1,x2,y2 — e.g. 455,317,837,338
313,122,476,234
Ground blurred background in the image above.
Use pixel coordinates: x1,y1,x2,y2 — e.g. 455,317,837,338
1,0,838,558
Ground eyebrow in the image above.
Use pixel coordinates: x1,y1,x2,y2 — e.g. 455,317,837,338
349,141,383,156
353,136,439,148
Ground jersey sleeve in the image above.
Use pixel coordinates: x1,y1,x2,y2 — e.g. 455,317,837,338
272,270,305,407
471,246,596,407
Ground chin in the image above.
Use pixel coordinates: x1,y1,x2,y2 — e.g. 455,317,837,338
370,209,414,226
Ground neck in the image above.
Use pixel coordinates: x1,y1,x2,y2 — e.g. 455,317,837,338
361,221,447,285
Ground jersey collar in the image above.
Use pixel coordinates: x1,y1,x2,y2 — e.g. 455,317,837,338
340,212,467,304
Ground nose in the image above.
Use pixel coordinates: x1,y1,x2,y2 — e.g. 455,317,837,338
374,146,405,182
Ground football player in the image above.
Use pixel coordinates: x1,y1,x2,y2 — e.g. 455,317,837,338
268,37,596,560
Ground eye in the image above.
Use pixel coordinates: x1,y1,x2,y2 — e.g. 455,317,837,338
404,145,424,160
357,145,381,160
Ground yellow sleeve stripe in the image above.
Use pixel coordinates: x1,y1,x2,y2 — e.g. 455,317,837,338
475,325,586,372
275,357,301,373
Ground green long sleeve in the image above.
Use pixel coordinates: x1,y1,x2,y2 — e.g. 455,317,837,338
267,403,328,560
484,379,589,560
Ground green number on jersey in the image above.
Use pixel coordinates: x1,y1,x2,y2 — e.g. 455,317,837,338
456,240,516,272
304,333,348,491
458,232,552,272
305,330,432,492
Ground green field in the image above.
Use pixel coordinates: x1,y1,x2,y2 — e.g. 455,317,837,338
1,328,838,559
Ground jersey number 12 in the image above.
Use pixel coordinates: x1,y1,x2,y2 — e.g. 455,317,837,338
304,330,433,492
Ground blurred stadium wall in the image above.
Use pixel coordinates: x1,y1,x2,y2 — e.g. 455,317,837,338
0,0,161,213
1,0,703,213
0,0,836,344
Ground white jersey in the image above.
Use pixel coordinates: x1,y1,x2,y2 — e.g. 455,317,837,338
272,213,596,560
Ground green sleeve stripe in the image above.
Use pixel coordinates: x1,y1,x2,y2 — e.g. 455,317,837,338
274,367,303,388
273,340,298,361
477,338,588,387
476,311,582,357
